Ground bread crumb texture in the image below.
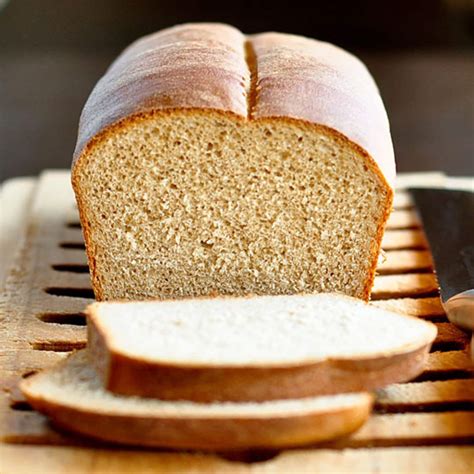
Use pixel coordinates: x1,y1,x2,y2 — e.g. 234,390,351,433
94,294,436,365
77,112,390,299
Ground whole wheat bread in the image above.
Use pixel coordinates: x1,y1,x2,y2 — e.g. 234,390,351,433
20,351,372,450
87,294,436,402
71,23,395,301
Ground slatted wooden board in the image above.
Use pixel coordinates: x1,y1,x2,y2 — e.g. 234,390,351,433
1,170,473,473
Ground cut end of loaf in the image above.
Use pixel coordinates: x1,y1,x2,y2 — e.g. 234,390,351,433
73,110,392,301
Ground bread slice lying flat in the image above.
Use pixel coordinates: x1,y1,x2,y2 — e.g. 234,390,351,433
20,351,372,450
87,293,437,402
72,23,395,302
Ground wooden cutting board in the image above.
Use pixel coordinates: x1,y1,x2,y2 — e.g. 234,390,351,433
1,171,473,473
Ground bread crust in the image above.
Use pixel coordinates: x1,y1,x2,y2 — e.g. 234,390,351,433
249,32,395,184
25,397,371,450
71,23,395,302
72,24,395,184
72,23,249,165
21,353,372,450
99,343,430,403
86,297,436,402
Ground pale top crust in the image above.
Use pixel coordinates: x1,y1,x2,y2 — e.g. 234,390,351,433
72,22,395,185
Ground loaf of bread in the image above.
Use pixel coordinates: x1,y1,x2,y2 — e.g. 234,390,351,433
21,350,373,450
87,294,436,402
72,23,395,301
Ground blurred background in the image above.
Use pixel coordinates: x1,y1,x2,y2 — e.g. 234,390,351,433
1,0,473,182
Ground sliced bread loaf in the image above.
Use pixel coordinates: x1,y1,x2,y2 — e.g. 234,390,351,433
72,23,395,302
87,293,437,402
20,350,372,450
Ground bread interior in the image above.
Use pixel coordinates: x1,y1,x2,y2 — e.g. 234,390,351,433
74,110,390,300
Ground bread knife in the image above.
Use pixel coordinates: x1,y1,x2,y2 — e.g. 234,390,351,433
409,188,474,359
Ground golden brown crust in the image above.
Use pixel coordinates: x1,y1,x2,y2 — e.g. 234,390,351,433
364,180,394,301
24,396,371,450
32,399,371,450
87,300,434,402
71,173,103,300
21,363,372,451
98,339,431,403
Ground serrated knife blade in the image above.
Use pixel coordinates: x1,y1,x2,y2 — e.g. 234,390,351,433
409,188,474,349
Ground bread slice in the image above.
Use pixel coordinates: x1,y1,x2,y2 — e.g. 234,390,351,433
71,23,395,302
87,293,437,402
20,350,372,450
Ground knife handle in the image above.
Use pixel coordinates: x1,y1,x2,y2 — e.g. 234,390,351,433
443,289,474,331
